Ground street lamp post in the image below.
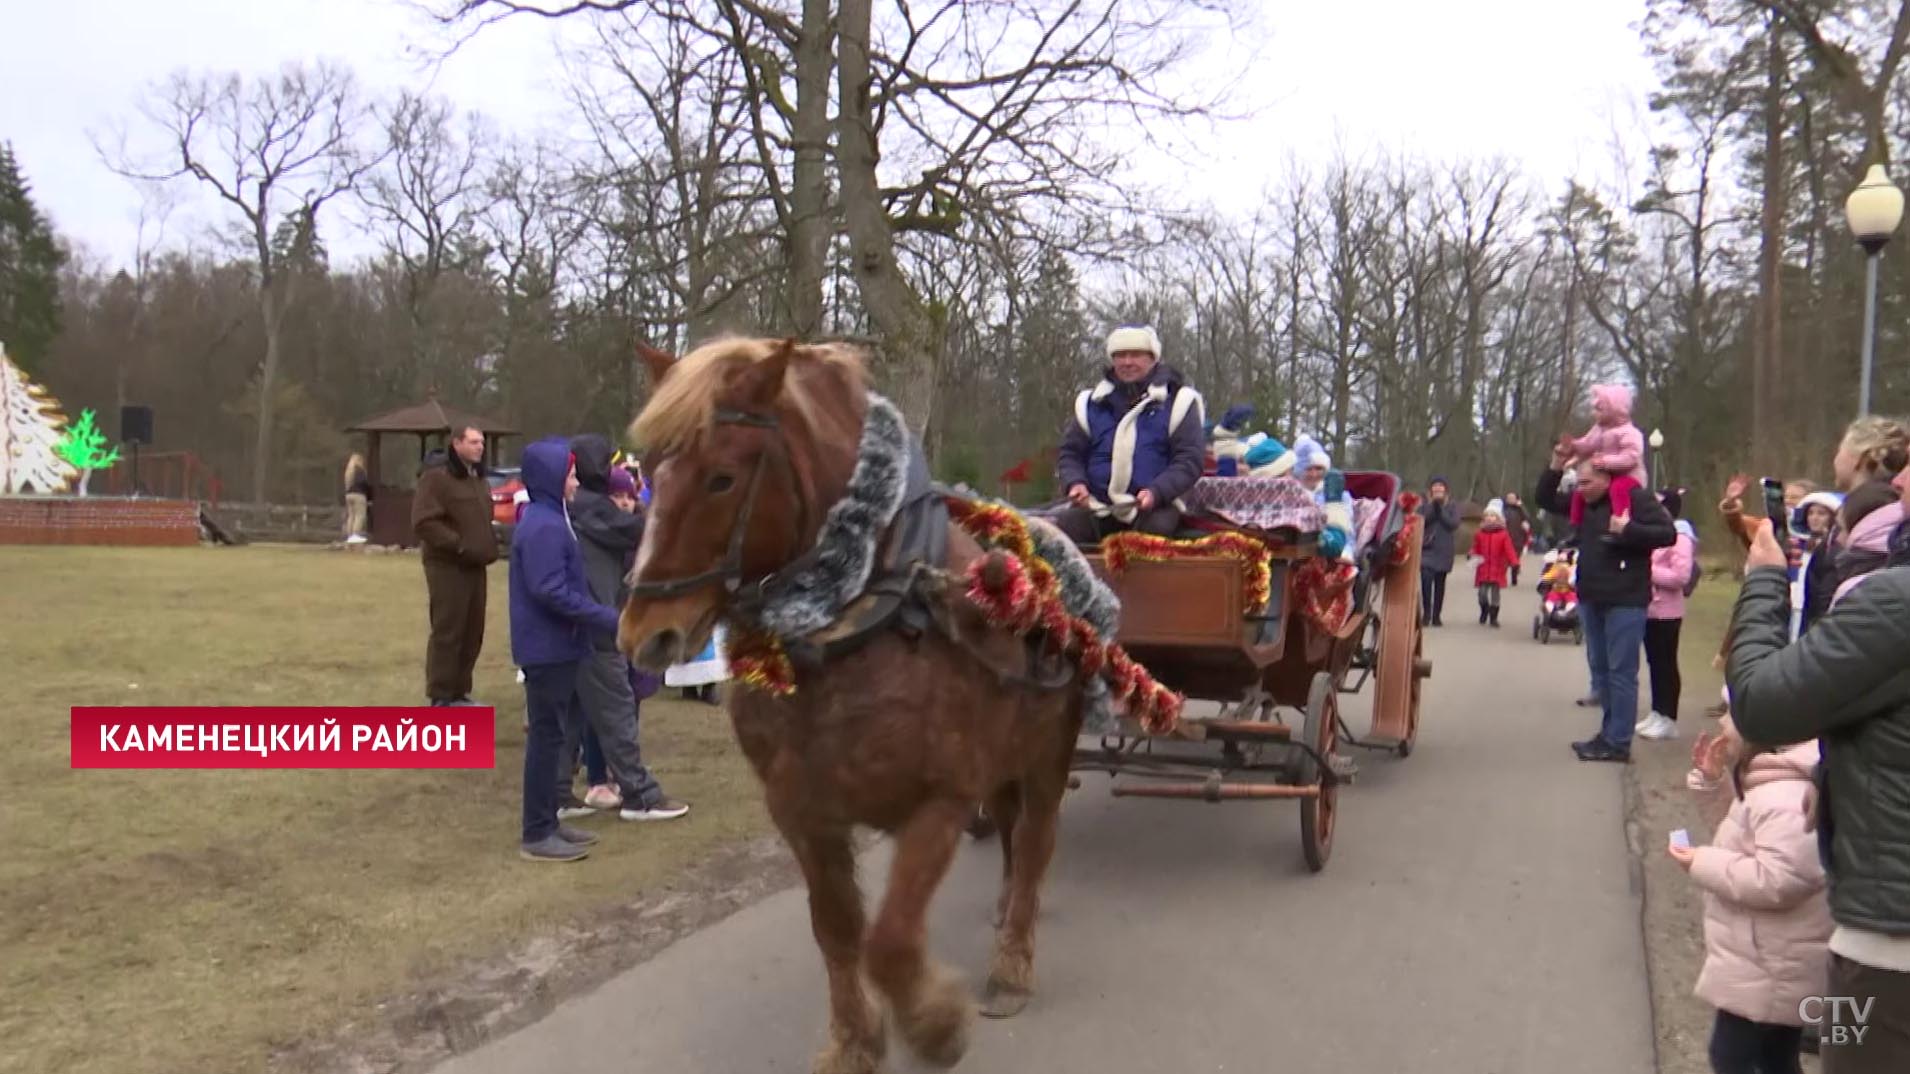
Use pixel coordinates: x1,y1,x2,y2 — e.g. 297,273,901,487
1845,164,1905,417
1648,428,1665,489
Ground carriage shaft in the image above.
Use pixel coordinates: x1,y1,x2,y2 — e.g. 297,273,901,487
1110,781,1320,801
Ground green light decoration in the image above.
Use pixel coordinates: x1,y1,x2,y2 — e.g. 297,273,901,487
54,408,122,496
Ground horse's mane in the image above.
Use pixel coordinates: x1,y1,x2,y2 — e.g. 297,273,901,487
630,336,869,454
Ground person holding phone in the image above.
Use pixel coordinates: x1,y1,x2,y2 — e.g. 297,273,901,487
1725,507,1910,1072
1536,444,1677,761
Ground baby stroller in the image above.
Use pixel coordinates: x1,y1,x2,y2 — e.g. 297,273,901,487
1532,549,1583,646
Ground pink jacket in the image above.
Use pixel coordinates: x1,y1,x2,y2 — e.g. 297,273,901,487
1690,743,1831,1026
1568,385,1650,486
1649,528,1695,620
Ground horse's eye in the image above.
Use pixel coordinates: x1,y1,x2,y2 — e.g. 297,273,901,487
707,474,736,494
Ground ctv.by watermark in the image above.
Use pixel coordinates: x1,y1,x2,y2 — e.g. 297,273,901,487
1798,996,1875,1047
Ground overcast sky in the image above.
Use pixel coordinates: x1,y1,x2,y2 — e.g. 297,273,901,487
2,0,1662,268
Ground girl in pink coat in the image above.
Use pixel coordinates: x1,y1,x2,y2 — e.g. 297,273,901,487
1561,384,1649,526
1673,730,1831,1074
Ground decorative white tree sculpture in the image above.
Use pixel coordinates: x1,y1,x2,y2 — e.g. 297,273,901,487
0,342,80,494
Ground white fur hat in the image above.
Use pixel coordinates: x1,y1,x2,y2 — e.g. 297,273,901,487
1106,325,1162,359
1293,434,1331,474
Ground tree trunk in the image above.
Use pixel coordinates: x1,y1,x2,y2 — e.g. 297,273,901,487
835,0,940,439
253,281,282,505
1559,257,1579,430
1753,16,1786,472
786,0,833,337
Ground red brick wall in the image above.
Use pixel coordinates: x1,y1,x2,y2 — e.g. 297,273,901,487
0,497,200,547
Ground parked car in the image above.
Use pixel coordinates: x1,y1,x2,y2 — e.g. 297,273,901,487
488,467,523,546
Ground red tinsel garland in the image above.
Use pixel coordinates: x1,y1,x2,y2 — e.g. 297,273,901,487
1099,530,1275,614
952,502,1183,734
718,495,1184,735
1293,556,1357,635
1390,513,1424,568
727,626,797,697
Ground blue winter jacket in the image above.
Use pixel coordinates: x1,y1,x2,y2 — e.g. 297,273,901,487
1054,363,1206,505
509,438,622,668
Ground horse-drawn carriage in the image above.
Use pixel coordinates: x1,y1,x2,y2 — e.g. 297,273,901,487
1067,471,1432,871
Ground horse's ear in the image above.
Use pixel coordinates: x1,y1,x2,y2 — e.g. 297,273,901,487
734,338,795,409
636,342,678,385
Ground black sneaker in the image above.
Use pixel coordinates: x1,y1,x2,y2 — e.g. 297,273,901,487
555,824,601,846
519,835,589,863
620,796,691,822
557,792,596,820
1573,739,1630,763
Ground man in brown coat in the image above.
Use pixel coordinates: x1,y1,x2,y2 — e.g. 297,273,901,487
412,425,500,705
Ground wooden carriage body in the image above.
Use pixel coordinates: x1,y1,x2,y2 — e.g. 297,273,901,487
1068,471,1431,871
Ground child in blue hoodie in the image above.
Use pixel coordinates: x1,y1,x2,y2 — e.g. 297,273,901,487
509,438,624,863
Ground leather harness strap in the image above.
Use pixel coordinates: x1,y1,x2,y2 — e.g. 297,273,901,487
629,407,1073,692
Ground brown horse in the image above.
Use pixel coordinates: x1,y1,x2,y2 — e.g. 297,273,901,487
618,337,1087,1074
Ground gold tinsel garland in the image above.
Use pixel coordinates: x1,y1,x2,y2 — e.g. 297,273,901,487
1098,530,1276,614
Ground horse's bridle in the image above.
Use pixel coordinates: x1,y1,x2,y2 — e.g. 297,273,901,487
624,408,811,609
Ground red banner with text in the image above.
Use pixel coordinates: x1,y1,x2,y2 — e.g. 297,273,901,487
70,707,497,769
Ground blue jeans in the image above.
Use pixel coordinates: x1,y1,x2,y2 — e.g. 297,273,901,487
1580,603,1647,751
521,660,588,844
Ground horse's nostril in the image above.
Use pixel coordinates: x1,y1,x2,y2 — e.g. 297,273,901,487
634,630,683,673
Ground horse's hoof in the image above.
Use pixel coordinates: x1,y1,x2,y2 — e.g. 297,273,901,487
813,1038,884,1074
979,979,1032,1019
900,974,972,1068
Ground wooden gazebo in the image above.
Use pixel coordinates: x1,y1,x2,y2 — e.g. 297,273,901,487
346,396,517,548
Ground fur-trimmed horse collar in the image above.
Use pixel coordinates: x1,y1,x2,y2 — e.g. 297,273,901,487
743,392,915,639
738,392,1121,642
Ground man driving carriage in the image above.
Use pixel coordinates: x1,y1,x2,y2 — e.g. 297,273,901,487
1052,324,1207,545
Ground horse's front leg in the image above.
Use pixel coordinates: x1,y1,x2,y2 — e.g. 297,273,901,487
789,827,886,1074
985,783,1022,928
864,798,974,1068
982,761,1065,1019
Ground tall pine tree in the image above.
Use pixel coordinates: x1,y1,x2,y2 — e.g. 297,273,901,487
0,142,66,375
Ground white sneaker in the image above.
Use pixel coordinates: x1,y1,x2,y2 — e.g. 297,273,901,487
1637,713,1679,740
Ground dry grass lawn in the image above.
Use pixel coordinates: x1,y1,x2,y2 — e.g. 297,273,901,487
0,544,769,1074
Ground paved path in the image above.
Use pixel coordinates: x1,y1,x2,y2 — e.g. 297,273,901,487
434,594,1656,1074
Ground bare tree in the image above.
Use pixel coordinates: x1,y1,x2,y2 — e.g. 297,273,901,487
102,62,379,502
359,91,494,392
1748,0,1910,170
434,0,1236,445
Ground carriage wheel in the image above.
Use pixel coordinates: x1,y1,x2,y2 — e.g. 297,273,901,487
1531,614,1541,640
1300,671,1339,872
1395,627,1424,758
1370,533,1423,755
